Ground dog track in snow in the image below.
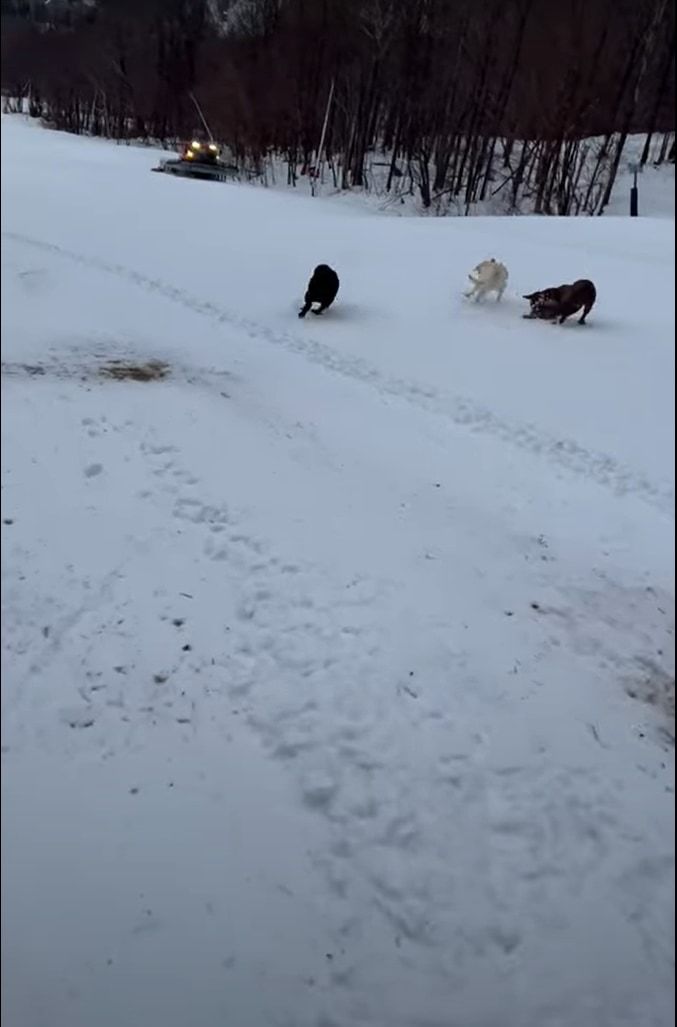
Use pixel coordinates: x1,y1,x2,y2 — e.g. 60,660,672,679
135,427,654,969
3,231,673,516
4,404,673,1018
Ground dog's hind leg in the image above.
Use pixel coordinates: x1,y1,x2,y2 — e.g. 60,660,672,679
578,301,593,325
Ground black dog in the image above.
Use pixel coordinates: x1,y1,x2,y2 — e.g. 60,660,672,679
523,279,596,325
298,264,340,318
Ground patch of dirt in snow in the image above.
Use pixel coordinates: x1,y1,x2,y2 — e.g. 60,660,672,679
541,577,675,739
624,658,675,740
1,357,170,383
99,359,169,382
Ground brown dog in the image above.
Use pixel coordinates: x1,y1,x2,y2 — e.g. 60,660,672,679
523,279,596,325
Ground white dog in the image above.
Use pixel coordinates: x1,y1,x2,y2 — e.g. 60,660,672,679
464,258,509,302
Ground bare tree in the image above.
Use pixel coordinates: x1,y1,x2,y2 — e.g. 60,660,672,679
1,0,674,213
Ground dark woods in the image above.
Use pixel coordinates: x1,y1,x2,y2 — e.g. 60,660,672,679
2,0,675,214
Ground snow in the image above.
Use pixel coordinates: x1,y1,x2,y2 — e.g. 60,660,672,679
1,113,674,1027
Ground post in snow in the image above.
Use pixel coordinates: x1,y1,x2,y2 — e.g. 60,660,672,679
628,161,640,217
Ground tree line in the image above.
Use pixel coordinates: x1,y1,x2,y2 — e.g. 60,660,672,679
2,0,675,214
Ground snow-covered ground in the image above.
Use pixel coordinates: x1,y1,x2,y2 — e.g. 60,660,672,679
1,114,674,1027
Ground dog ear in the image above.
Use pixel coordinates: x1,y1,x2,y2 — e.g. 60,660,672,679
523,292,536,300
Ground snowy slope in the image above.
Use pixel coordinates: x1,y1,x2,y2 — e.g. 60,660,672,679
1,114,674,1027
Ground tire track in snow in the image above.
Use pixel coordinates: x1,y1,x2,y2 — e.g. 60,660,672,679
4,230,673,516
